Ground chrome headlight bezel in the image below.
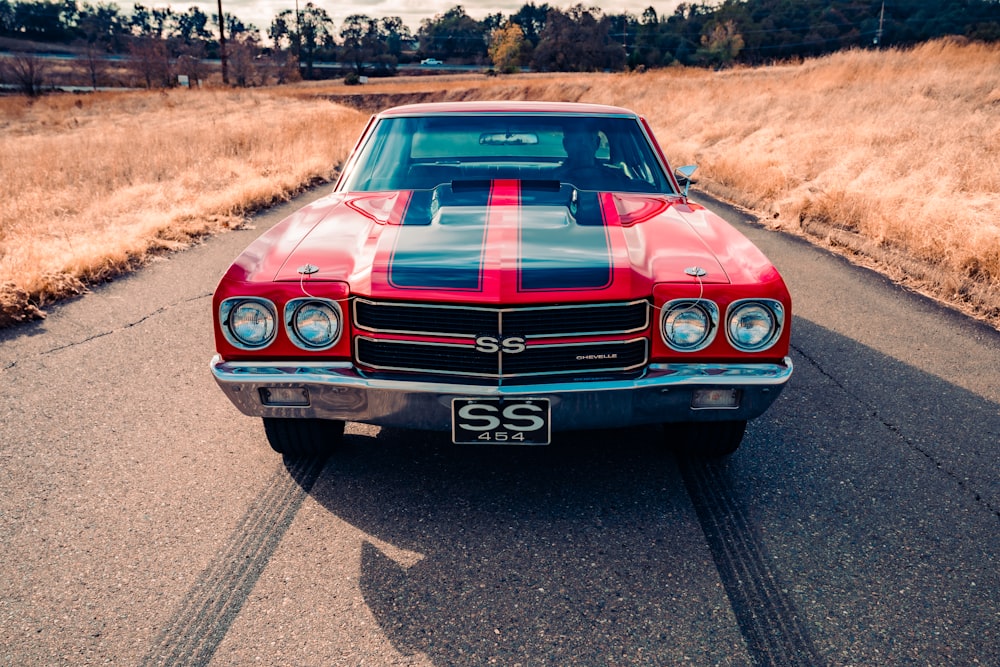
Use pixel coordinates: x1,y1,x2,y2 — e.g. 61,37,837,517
725,299,785,352
660,299,720,352
220,298,277,350
284,298,343,351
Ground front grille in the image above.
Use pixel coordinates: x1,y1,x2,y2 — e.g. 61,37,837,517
356,338,492,375
354,300,496,336
353,299,649,337
355,337,648,378
353,299,650,379
503,339,648,375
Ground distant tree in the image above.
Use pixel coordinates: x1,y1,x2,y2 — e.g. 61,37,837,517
128,36,171,87
79,41,109,88
77,2,127,50
268,2,334,79
268,10,296,52
0,51,47,95
532,5,625,72
298,3,334,77
481,11,504,34
174,41,208,85
149,6,173,39
265,43,301,84
129,3,152,37
509,2,549,45
176,6,211,45
0,0,997,79
75,2,127,87
227,33,262,86
418,5,488,61
489,21,524,73
631,6,665,68
380,16,411,59
224,13,255,41
0,0,15,35
698,19,744,67
606,12,637,63
340,14,385,75
12,0,74,41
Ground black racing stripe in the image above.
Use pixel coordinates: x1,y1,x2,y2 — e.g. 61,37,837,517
519,190,613,291
388,186,490,291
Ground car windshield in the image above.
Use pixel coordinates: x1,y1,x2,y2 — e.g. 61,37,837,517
339,114,672,194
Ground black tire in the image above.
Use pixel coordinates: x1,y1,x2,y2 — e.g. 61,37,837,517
262,418,345,457
667,420,747,458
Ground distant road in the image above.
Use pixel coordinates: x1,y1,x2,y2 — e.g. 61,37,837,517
0,49,482,72
0,188,997,665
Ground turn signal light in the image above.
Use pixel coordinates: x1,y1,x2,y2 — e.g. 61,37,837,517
691,388,739,409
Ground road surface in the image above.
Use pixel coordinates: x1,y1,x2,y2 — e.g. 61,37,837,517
1,189,997,665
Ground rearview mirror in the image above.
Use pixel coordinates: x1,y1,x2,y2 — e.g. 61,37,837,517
480,132,539,146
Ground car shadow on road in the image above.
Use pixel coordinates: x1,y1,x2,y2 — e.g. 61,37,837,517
280,315,1000,666
286,426,754,664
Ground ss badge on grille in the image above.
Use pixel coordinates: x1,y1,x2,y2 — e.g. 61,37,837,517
474,335,526,354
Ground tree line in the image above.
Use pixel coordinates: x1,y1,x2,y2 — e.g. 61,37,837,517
1,0,998,90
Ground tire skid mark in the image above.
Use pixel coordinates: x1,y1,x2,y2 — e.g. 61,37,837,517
679,457,825,667
141,455,326,667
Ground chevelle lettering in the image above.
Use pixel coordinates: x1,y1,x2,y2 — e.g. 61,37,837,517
211,101,793,457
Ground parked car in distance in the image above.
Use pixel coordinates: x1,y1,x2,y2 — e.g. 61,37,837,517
420,58,443,65
211,101,793,458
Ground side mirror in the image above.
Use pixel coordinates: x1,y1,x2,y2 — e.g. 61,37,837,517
675,165,698,197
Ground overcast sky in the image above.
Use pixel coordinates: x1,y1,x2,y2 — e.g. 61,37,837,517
170,1,684,35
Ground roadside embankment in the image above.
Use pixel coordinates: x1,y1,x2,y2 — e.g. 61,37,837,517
1,39,997,329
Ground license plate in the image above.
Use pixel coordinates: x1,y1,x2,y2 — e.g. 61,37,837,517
451,398,551,445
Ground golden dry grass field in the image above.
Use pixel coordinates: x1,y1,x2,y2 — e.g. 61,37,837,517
1,38,998,328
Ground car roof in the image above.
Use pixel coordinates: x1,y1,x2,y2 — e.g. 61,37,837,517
377,101,640,118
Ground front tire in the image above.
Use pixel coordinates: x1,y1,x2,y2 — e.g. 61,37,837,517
667,420,747,458
262,418,345,457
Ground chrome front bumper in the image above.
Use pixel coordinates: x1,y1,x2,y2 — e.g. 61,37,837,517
210,355,793,431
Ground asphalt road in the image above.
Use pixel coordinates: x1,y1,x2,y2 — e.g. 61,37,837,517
1,189,997,666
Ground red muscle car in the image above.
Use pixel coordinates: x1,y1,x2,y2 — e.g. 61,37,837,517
211,101,792,457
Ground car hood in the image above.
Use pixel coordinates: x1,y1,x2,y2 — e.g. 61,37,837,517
256,181,731,303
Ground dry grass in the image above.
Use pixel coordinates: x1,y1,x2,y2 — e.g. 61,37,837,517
603,40,1000,325
2,39,998,328
0,89,367,325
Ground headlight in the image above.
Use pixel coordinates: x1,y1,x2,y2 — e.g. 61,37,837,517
726,300,784,351
285,299,342,350
661,300,719,352
222,299,276,349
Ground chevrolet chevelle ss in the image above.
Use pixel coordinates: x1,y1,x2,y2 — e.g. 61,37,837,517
211,101,792,457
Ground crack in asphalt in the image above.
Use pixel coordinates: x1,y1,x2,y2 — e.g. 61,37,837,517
0,292,213,370
790,342,999,519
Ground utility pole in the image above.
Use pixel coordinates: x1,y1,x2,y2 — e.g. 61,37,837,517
217,0,229,84
294,0,302,77
874,1,884,47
